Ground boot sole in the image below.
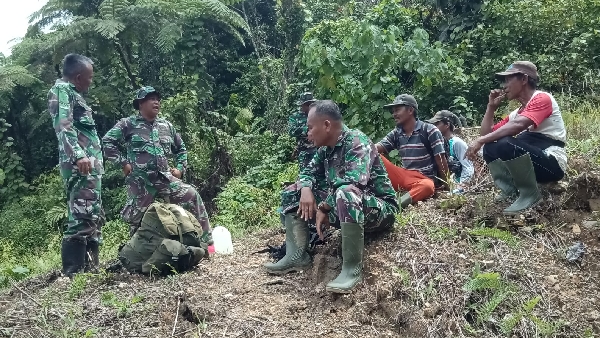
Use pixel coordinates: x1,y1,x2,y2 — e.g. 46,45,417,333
264,264,311,275
325,278,362,294
325,286,353,294
502,197,542,216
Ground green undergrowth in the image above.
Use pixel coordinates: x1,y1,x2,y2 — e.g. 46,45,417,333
463,266,565,336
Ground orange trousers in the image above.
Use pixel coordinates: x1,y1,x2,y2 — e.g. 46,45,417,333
380,155,435,202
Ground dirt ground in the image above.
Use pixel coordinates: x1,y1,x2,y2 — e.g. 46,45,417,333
1,172,600,338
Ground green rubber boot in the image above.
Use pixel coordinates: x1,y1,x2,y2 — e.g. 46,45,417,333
487,159,518,202
502,153,542,215
399,193,412,209
264,214,311,274
326,222,364,294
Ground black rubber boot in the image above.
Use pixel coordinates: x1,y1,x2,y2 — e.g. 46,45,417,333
84,240,100,273
61,237,87,278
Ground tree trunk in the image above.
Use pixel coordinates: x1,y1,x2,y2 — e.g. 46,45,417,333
114,41,138,89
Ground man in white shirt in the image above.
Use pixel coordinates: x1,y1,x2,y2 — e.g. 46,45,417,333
466,61,567,215
427,110,474,193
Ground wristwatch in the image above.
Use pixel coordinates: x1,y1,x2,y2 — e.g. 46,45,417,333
318,202,331,213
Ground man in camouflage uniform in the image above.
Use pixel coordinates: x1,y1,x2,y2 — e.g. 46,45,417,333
277,92,318,227
289,92,318,170
264,100,399,294
48,53,105,277
102,86,212,243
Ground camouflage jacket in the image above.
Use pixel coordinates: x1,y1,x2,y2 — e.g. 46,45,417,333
298,125,399,211
102,115,187,178
48,79,104,178
288,110,315,151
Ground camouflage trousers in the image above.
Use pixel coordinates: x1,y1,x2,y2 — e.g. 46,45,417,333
281,182,397,232
122,172,211,237
63,174,105,243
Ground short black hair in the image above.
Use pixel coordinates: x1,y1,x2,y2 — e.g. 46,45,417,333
62,53,93,78
309,100,342,121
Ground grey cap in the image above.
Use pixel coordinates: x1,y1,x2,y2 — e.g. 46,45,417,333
495,61,540,81
383,94,418,110
427,110,462,128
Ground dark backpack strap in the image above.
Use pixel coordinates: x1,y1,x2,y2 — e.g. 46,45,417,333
419,125,434,158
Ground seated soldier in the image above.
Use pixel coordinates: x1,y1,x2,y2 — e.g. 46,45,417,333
264,100,399,294
427,110,475,193
375,94,450,208
102,86,213,242
466,61,567,215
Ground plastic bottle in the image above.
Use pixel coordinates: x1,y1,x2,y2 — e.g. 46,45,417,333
212,226,233,254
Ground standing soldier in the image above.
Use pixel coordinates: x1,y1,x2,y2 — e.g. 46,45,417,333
289,92,318,170
102,86,212,243
48,53,105,277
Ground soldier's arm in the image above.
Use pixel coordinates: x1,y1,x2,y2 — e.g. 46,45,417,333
102,118,129,168
298,148,323,189
49,86,86,163
287,112,307,138
170,124,188,176
324,135,372,208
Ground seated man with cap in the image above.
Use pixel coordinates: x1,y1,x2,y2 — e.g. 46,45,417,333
375,94,450,208
466,61,567,215
427,110,474,193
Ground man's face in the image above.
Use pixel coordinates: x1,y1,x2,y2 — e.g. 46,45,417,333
502,74,527,100
140,93,161,118
301,102,312,114
391,105,412,125
74,63,93,93
306,108,329,147
434,121,448,133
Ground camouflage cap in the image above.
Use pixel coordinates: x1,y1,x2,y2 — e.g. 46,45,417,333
427,110,462,128
297,92,317,106
133,86,161,110
383,94,418,110
495,61,539,81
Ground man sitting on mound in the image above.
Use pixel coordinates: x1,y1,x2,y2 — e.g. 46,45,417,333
466,61,567,215
263,100,399,294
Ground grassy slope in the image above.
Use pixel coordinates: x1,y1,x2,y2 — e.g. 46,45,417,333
0,99,599,337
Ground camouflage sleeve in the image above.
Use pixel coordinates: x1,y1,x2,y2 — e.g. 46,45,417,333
49,86,86,163
101,118,129,167
287,112,307,138
298,147,324,189
325,136,372,207
170,123,188,174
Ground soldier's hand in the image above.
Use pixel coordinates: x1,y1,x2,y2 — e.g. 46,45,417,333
170,168,182,179
76,157,92,175
298,187,316,221
123,163,132,177
315,210,330,240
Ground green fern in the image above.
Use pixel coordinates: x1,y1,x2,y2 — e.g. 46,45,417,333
0,66,38,92
475,287,511,325
45,205,68,228
98,0,129,20
469,227,520,248
463,272,503,292
156,23,183,53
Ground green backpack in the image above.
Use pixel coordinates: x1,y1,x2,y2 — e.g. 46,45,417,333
118,202,209,275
